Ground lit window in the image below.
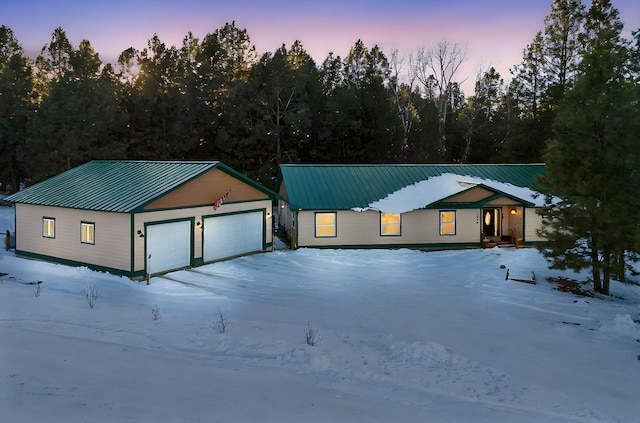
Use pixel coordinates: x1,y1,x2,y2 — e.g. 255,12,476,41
440,211,456,235
381,213,401,236
315,212,336,237
43,217,55,238
81,222,95,244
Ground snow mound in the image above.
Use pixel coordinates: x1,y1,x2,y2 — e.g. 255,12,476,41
598,314,640,337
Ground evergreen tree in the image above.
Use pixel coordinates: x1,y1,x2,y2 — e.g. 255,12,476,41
543,0,585,101
538,0,640,295
25,32,127,182
324,40,396,163
250,41,318,182
0,26,34,192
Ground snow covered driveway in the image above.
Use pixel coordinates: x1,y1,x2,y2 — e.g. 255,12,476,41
1,203,640,422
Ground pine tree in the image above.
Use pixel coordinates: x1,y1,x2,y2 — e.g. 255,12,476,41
0,26,34,192
537,0,640,295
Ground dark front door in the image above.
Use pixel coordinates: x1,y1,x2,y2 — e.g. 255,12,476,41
482,208,501,238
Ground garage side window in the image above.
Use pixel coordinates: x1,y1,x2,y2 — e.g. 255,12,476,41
81,222,95,245
380,213,401,236
43,217,55,238
315,212,336,237
440,211,456,235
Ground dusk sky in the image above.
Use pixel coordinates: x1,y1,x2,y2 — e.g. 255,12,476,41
2,0,639,94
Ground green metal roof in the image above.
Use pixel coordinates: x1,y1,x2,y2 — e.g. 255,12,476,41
6,160,277,213
278,163,546,210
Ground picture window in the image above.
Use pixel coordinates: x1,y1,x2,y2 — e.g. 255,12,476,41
380,213,401,236
315,212,336,237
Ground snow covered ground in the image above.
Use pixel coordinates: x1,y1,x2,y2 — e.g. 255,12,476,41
1,204,639,423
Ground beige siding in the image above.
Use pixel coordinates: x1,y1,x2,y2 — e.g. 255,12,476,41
447,186,493,203
15,204,131,271
296,209,481,247
506,207,524,238
132,200,272,272
485,196,518,206
525,208,545,242
144,168,269,211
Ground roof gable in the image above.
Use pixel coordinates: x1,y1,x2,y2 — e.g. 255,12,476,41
278,164,545,212
6,161,277,212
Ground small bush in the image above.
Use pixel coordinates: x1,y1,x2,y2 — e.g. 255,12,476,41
212,307,229,333
84,284,101,309
151,304,161,320
33,282,43,298
304,321,322,346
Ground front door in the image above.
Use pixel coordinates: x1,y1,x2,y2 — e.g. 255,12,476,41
482,208,501,238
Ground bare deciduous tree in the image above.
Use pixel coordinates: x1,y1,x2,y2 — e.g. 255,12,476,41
389,49,418,150
415,40,467,157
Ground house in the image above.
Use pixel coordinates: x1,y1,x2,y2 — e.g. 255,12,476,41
275,164,547,250
5,160,278,278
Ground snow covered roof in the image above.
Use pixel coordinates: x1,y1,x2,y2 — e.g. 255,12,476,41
361,173,544,214
278,164,546,212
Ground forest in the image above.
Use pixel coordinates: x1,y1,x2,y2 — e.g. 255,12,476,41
0,1,634,190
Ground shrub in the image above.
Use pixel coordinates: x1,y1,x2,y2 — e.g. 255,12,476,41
304,321,322,346
151,304,161,320
212,307,229,333
33,281,42,297
84,284,101,309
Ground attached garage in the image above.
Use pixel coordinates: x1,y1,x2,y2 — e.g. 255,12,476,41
146,220,192,274
5,161,278,278
203,211,264,262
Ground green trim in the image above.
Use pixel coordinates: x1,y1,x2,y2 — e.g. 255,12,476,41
14,249,139,278
303,242,481,250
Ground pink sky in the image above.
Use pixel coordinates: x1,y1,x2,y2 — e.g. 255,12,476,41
2,0,639,95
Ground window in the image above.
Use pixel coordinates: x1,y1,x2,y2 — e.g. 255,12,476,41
440,211,456,235
81,222,95,244
315,212,336,237
43,217,55,238
380,213,401,236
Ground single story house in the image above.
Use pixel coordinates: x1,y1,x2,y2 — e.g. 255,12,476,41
275,164,547,250
5,160,278,277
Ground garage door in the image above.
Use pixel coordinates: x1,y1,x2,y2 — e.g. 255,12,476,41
204,211,263,262
146,221,191,274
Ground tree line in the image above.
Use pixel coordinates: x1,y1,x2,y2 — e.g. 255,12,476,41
1,1,638,292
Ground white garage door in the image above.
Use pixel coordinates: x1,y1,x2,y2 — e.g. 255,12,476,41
146,221,191,274
204,211,263,262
